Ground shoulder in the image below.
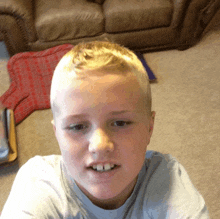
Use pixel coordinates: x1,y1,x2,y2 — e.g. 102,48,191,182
9,155,62,185
141,150,209,218
18,155,65,201
1,155,68,218
143,150,181,200
23,154,62,170
145,150,190,178
144,150,178,182
12,155,62,186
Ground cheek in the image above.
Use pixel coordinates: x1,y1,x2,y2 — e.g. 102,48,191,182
125,127,149,149
56,131,71,150
56,129,75,148
119,132,148,169
55,130,85,159
122,147,146,176
56,132,85,175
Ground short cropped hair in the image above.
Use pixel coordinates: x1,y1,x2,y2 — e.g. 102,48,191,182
50,40,152,119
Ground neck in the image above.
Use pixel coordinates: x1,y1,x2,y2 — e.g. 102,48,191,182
78,176,138,210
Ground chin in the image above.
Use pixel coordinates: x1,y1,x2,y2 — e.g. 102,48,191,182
88,187,128,210
89,186,120,200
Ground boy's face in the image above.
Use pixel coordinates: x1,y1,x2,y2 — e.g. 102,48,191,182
52,70,155,209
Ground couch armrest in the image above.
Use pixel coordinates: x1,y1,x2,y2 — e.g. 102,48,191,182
171,0,220,48
0,0,37,42
170,0,219,29
170,0,188,28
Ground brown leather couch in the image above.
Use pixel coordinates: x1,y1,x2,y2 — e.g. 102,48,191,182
0,0,219,57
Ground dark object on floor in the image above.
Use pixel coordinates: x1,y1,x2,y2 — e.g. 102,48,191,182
0,44,154,125
0,108,17,165
0,0,219,57
135,52,157,82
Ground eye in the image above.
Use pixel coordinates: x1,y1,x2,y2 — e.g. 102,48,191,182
67,124,88,131
112,120,132,127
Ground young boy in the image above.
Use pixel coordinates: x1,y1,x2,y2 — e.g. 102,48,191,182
1,41,209,218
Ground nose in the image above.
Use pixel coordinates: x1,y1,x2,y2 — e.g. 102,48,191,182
88,128,114,154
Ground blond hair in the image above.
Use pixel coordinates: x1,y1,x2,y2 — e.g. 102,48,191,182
50,40,152,118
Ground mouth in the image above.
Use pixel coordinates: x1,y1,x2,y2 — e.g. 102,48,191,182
87,164,119,173
86,164,121,182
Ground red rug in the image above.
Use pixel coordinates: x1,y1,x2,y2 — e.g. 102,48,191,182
0,44,74,125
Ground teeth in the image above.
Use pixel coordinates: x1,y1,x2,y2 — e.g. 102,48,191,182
97,164,103,171
92,163,116,172
104,163,111,171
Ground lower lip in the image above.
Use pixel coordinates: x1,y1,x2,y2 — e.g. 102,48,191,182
87,166,120,182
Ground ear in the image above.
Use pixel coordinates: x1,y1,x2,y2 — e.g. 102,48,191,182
51,120,56,133
149,111,156,137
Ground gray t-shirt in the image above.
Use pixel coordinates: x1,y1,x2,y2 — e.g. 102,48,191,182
1,150,209,218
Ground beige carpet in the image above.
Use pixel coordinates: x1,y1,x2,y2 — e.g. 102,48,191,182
0,11,220,218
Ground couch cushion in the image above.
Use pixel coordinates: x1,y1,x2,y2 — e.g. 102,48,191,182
35,0,104,41
103,0,173,33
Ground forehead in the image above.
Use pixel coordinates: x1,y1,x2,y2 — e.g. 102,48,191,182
53,73,145,116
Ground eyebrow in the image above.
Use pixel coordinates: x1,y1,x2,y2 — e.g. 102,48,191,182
110,110,130,115
62,110,130,120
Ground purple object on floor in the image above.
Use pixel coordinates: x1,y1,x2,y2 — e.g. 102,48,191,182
135,52,157,82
